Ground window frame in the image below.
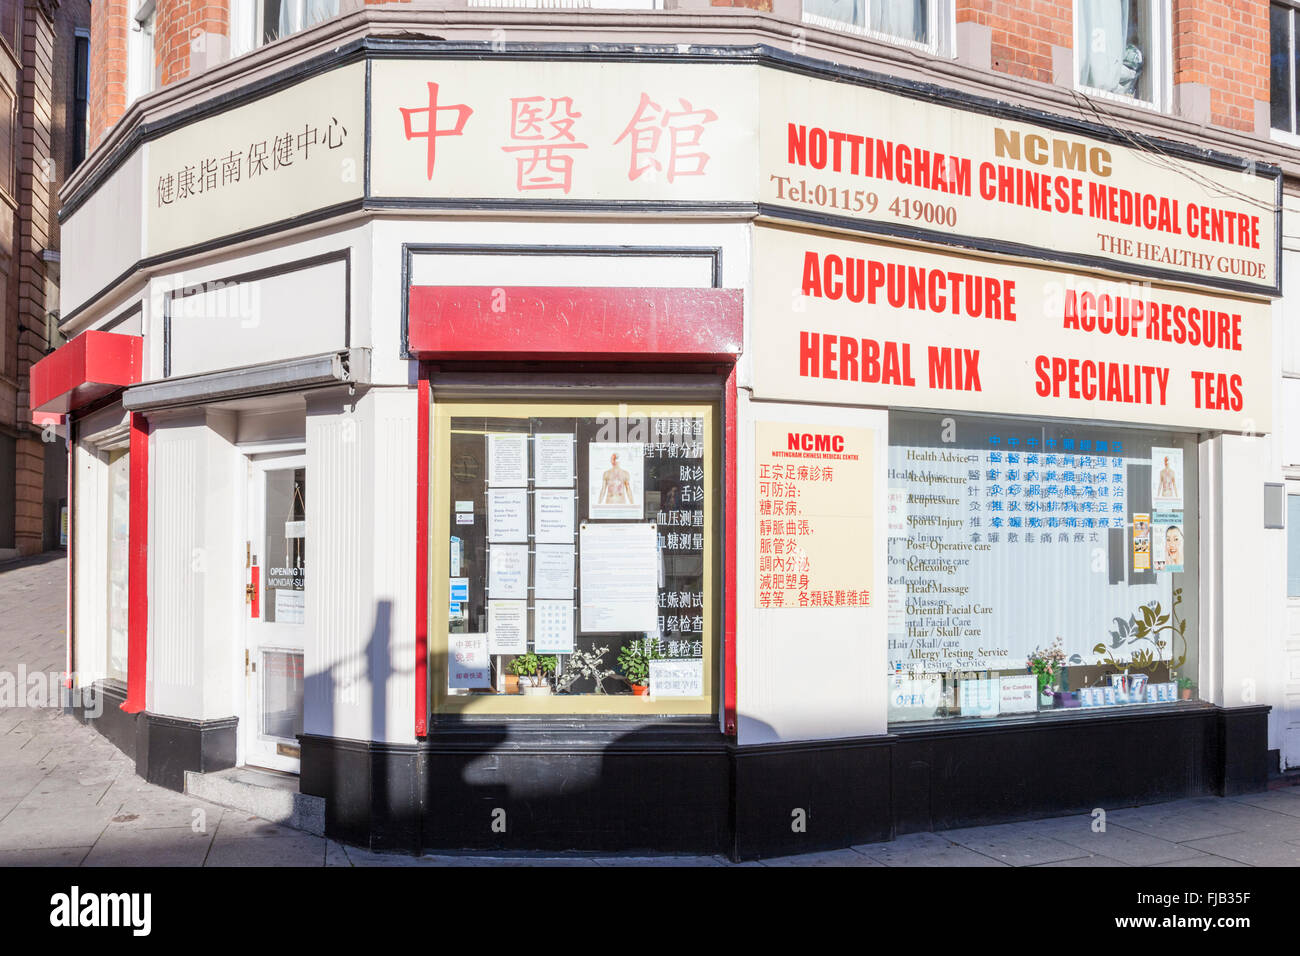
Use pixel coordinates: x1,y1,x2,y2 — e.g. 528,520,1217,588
1271,1,1300,145
802,0,955,60
126,0,156,107
1072,0,1172,113
428,395,721,720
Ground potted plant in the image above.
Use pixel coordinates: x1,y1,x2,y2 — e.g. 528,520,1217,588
1177,676,1196,700
1027,638,1067,707
617,639,662,695
508,653,556,696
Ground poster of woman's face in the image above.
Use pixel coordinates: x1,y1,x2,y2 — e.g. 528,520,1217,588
1152,511,1184,573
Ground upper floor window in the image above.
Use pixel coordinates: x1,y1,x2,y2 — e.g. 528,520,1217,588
1075,0,1169,109
127,0,156,106
0,0,20,58
230,0,341,58
72,31,90,169
1272,2,1300,135
803,0,951,55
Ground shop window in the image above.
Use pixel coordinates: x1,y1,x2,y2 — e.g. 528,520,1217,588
229,0,341,57
887,411,1199,722
1075,0,1169,108
0,0,18,58
106,449,130,683
431,399,717,717
1271,2,1300,135
1288,493,1300,598
803,0,949,54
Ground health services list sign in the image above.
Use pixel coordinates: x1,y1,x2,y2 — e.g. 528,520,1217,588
751,226,1272,433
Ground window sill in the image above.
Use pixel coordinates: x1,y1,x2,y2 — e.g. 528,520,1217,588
1073,83,1165,115
889,698,1213,735
801,13,948,60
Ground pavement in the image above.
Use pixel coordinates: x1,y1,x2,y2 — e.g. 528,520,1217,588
3,551,1300,867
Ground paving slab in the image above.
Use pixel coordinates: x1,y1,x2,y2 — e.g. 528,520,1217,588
853,831,1010,867
1026,816,1208,866
936,822,1092,866
760,848,883,867
204,834,328,867
82,825,215,867
1181,831,1300,867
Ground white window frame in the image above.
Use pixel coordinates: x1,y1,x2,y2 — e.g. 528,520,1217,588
1271,1,1300,147
1073,0,1172,113
229,0,343,59
803,0,955,59
126,0,155,106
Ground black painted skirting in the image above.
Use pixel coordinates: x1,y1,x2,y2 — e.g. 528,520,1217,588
66,681,238,792
297,703,1271,861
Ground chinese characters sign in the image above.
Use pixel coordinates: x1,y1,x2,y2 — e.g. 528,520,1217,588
371,60,755,202
754,422,874,610
145,63,365,258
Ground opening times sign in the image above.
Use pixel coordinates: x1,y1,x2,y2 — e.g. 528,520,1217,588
754,422,874,610
751,226,1272,434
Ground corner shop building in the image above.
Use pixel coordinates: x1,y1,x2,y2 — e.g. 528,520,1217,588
31,23,1289,858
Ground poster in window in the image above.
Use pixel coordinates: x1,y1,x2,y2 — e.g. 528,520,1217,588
487,600,527,655
1132,512,1151,572
534,544,575,600
488,433,529,487
587,442,644,520
1152,511,1185,573
487,488,528,542
487,544,528,599
649,658,703,697
534,600,575,654
579,522,658,632
1151,447,1184,510
449,634,491,688
533,433,575,488
534,489,575,543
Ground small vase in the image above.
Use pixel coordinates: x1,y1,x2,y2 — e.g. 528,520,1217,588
630,683,650,696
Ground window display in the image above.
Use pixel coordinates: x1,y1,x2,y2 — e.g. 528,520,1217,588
887,411,1198,722
431,400,717,716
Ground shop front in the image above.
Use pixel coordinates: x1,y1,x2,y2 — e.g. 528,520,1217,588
38,22,1282,860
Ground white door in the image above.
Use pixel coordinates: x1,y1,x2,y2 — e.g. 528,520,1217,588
243,454,307,774
1284,480,1300,770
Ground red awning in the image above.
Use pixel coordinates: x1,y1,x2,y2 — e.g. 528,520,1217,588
30,330,143,414
407,286,743,361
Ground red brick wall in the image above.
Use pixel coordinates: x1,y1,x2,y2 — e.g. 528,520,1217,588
88,0,128,151
1174,0,1268,131
969,0,1071,85
156,0,228,88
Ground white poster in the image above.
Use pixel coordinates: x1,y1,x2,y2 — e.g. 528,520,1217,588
959,678,1000,718
487,544,528,599
487,600,527,655
534,545,575,600
449,634,491,689
649,659,704,697
534,489,575,544
579,522,658,632
488,433,529,487
534,600,575,654
1151,447,1184,510
588,442,644,520
275,589,305,624
487,488,528,542
534,433,575,488
999,675,1039,714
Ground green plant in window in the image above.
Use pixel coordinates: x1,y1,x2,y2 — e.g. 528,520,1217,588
617,638,663,690
1027,638,1067,695
507,653,557,687
1094,587,1186,675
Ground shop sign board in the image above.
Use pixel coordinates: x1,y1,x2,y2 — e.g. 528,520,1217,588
754,421,874,610
144,62,366,258
368,58,1278,294
751,226,1272,433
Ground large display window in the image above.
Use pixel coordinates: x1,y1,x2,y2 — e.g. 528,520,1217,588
887,411,1199,721
430,399,718,716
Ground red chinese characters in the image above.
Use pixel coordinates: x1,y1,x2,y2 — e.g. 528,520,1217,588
501,96,588,194
399,82,474,180
614,93,719,183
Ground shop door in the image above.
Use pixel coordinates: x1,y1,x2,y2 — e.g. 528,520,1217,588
1285,480,1300,770
243,454,307,774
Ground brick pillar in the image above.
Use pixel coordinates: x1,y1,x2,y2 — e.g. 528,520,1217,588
1172,0,1269,133
13,0,56,556
156,0,229,88
88,0,127,151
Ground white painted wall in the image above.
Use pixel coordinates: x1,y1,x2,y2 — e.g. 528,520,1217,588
735,394,889,744
62,148,145,317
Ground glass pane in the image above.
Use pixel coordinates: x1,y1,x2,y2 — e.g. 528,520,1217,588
1288,494,1300,597
887,413,1198,721
261,650,304,740
1271,4,1292,131
263,468,306,624
106,450,130,682
871,0,927,44
803,0,864,29
261,0,284,44
439,405,714,714
1077,0,1149,100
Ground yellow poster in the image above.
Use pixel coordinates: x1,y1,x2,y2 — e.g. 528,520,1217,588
1132,512,1152,572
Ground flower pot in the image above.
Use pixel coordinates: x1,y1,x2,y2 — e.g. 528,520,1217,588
1180,688,1193,700
521,683,551,696
630,683,650,696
